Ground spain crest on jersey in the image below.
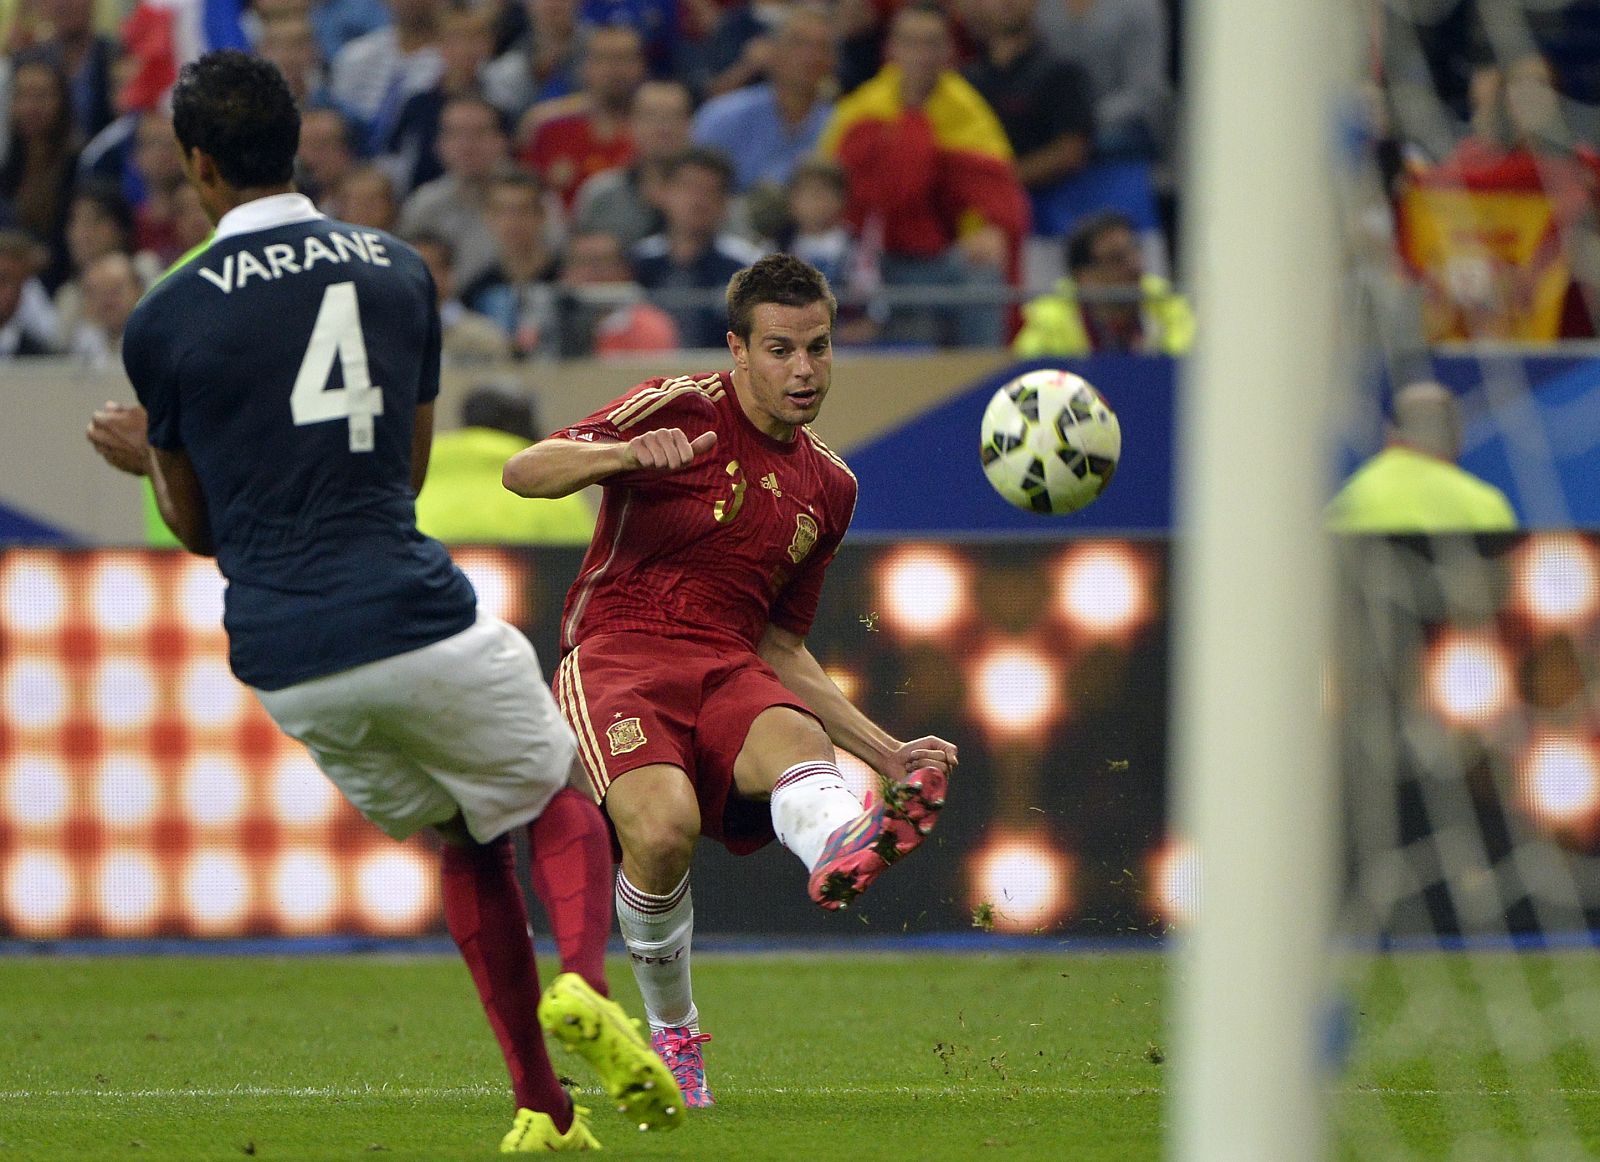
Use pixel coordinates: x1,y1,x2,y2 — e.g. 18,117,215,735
607,717,647,755
787,513,819,564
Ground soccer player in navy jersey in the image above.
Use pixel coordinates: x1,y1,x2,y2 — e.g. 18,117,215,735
84,50,680,1153
503,253,960,1108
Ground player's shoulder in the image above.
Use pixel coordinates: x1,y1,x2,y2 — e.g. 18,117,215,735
800,426,857,491
126,242,213,347
601,371,730,432
318,217,427,273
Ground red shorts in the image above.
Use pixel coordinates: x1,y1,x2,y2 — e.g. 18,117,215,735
552,632,817,854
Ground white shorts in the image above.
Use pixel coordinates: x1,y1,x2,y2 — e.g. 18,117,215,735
255,613,578,844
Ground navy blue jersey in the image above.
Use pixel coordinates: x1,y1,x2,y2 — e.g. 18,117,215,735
122,194,475,690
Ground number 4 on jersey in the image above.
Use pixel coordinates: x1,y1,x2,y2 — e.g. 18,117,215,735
290,281,383,452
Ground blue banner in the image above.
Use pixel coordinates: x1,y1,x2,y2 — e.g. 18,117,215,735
847,353,1600,534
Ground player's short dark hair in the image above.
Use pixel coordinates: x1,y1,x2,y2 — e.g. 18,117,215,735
1065,209,1137,273
725,253,837,340
172,50,300,189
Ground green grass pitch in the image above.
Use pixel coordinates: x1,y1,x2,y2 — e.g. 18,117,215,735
5,949,1600,1159
0,951,1163,1160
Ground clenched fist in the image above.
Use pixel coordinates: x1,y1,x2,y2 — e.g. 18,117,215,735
87,401,152,477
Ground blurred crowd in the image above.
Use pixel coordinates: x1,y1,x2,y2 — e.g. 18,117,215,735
0,0,1186,362
1369,0,1600,345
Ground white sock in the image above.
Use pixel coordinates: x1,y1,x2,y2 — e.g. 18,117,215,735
614,869,698,1032
770,760,867,873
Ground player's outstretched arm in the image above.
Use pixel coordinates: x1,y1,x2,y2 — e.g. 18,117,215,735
757,624,959,779
503,428,717,498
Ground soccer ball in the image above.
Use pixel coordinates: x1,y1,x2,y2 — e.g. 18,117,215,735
979,369,1121,515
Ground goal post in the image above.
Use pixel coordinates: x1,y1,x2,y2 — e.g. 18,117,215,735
1170,0,1353,1157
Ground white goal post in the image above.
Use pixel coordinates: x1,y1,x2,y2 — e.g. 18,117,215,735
1170,0,1354,1158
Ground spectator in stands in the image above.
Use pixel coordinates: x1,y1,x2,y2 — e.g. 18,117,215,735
327,163,400,229
461,171,561,358
310,0,393,64
679,0,778,102
127,111,189,263
519,23,645,211
408,230,516,361
571,77,690,247
1327,380,1517,533
330,0,445,152
631,145,765,347
818,3,1029,347
397,94,512,289
1034,0,1171,162
11,0,116,142
690,4,837,195
0,230,58,356
296,107,361,208
580,0,677,77
777,159,853,288
67,250,144,369
53,179,160,341
0,57,82,292
415,385,598,544
552,226,678,354
76,49,153,201
1012,208,1192,356
1414,52,1600,340
484,0,585,121
963,0,1093,195
777,157,881,344
384,1,496,194
258,12,334,110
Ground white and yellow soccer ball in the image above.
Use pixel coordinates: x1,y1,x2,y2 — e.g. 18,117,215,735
979,369,1122,515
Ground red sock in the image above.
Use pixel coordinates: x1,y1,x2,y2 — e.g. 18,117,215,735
526,787,614,996
440,837,571,1130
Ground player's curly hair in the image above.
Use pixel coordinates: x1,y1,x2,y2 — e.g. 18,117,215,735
725,254,837,340
171,50,299,190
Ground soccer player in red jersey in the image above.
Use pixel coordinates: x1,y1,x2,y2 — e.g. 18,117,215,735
503,254,959,1108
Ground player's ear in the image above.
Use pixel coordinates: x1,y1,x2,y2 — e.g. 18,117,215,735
181,146,214,188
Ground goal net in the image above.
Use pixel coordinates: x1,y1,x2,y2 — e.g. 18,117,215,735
1178,1,1600,1158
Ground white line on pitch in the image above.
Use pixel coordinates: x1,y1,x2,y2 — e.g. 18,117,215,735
0,1083,1122,1101
7,1084,1593,1102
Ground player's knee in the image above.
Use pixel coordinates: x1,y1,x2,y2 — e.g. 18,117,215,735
613,797,697,855
605,767,699,869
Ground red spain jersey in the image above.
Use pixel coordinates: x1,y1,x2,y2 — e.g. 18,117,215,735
555,371,858,654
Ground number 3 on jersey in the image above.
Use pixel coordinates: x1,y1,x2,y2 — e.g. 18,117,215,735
290,281,383,452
